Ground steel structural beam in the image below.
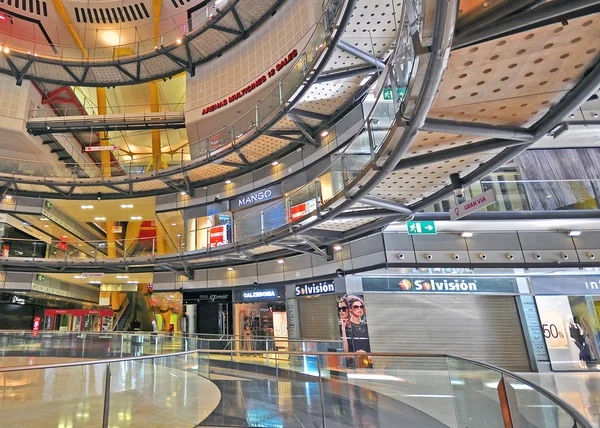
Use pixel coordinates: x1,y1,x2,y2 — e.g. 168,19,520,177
360,197,412,216
454,0,600,48
289,108,329,121
409,54,600,213
337,40,385,69
288,114,319,146
316,65,378,83
422,118,535,142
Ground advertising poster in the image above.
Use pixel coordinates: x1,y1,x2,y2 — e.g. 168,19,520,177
337,294,371,367
209,225,228,247
290,199,317,221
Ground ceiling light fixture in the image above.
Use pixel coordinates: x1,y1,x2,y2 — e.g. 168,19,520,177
116,275,129,279
74,275,84,279
131,216,142,220
569,230,582,237
81,205,94,209
272,161,279,166
89,281,101,285
320,130,329,138
277,259,285,264
171,223,176,226
176,38,182,44
94,217,106,221
180,191,187,196
127,281,139,284
461,232,473,238
120,204,133,208
3,47,9,54
101,31,120,46
227,267,234,271
225,180,232,184
4,194,12,200
333,244,342,251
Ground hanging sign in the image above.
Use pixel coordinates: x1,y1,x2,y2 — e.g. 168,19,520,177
209,225,228,247
450,189,497,220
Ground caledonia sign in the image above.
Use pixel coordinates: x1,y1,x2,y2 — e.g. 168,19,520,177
202,49,298,116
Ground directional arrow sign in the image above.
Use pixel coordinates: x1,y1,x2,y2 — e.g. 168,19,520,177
450,189,497,221
406,221,437,235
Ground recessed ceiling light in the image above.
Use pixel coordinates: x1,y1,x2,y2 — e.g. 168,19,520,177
127,281,139,284
569,230,582,237
116,275,129,279
62,235,68,239
333,244,342,251
40,217,48,221
44,225,49,228
277,259,285,264
120,204,133,208
227,267,234,271
180,191,187,196
94,217,106,221
272,161,279,166
131,216,142,220
225,180,232,184
320,130,329,137
4,195,12,200
3,47,9,54
89,281,101,285
81,205,94,209
461,232,473,238
171,223,176,226
176,38,182,44
74,275,85,279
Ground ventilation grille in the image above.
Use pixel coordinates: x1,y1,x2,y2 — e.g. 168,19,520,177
0,0,48,17
74,4,150,24
171,0,193,8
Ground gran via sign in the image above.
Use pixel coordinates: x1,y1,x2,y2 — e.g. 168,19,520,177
231,185,280,210
362,276,518,294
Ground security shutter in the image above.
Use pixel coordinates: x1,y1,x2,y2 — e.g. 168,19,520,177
365,294,531,372
298,295,339,340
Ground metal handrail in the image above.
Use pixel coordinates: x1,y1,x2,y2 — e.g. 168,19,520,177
449,355,594,428
0,345,591,427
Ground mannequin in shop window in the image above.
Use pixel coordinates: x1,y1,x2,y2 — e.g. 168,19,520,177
569,316,593,369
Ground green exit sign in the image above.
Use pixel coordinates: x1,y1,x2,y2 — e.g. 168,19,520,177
383,87,406,102
407,221,437,235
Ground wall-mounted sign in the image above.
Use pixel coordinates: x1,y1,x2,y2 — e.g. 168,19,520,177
242,289,278,300
82,272,105,278
32,316,41,337
290,199,317,221
11,295,26,305
111,226,123,234
362,276,519,294
202,49,298,116
295,280,335,297
406,221,437,235
209,225,228,247
450,189,497,220
44,200,53,210
530,275,600,295
231,186,280,210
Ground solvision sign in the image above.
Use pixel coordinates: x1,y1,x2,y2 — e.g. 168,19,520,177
231,186,280,210
362,276,518,294
295,281,335,297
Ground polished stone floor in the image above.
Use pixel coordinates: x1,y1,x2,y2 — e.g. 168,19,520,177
0,359,221,427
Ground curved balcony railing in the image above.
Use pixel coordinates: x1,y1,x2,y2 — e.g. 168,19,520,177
0,0,344,192
0,0,415,267
0,0,287,85
0,344,592,427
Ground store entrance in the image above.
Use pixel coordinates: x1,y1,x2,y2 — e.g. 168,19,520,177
235,302,287,351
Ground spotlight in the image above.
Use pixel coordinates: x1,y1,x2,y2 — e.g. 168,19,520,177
253,281,259,289
333,244,342,251
568,230,582,237
336,268,345,278
272,161,279,166
225,180,232,184
227,267,233,271
461,232,473,238
277,259,285,264
320,130,329,138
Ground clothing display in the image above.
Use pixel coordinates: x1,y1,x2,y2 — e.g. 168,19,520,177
570,322,593,363
346,322,371,353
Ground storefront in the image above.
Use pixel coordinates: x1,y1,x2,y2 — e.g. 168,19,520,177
233,285,287,351
0,293,44,330
183,290,232,335
43,309,114,332
532,275,600,371
358,273,532,372
150,292,183,333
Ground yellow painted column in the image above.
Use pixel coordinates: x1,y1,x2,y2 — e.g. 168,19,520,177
149,0,163,172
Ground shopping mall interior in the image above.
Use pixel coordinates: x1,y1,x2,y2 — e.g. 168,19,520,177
0,0,600,426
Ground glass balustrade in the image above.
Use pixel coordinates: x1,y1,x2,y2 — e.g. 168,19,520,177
0,345,591,428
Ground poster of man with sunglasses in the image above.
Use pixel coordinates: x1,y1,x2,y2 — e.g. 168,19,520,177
337,294,372,368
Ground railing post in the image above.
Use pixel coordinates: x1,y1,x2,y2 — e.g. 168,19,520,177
316,355,327,427
255,105,260,130
278,81,284,106
102,363,111,428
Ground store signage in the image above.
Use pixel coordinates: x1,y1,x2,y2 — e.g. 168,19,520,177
517,296,550,364
450,189,497,220
82,273,105,278
538,310,569,348
362,276,519,294
295,280,335,297
231,186,279,210
209,225,228,247
202,49,298,116
111,226,123,233
290,199,317,221
530,275,600,295
85,146,119,152
32,316,40,337
11,295,25,305
196,293,231,302
406,221,437,235
242,289,277,300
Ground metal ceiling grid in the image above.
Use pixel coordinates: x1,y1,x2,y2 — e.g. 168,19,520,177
368,154,487,205
312,217,376,231
406,133,486,157
239,135,291,163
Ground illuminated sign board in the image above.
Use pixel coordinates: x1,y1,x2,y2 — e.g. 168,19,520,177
242,289,277,300
295,281,335,297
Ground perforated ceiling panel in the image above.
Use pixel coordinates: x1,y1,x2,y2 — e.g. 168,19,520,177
295,74,367,116
407,133,486,157
239,135,291,162
368,153,492,205
186,164,238,182
312,217,377,232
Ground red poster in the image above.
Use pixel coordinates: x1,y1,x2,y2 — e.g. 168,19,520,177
32,316,41,336
209,225,228,248
290,202,307,221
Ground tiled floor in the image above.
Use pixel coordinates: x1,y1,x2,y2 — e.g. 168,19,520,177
0,359,221,427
